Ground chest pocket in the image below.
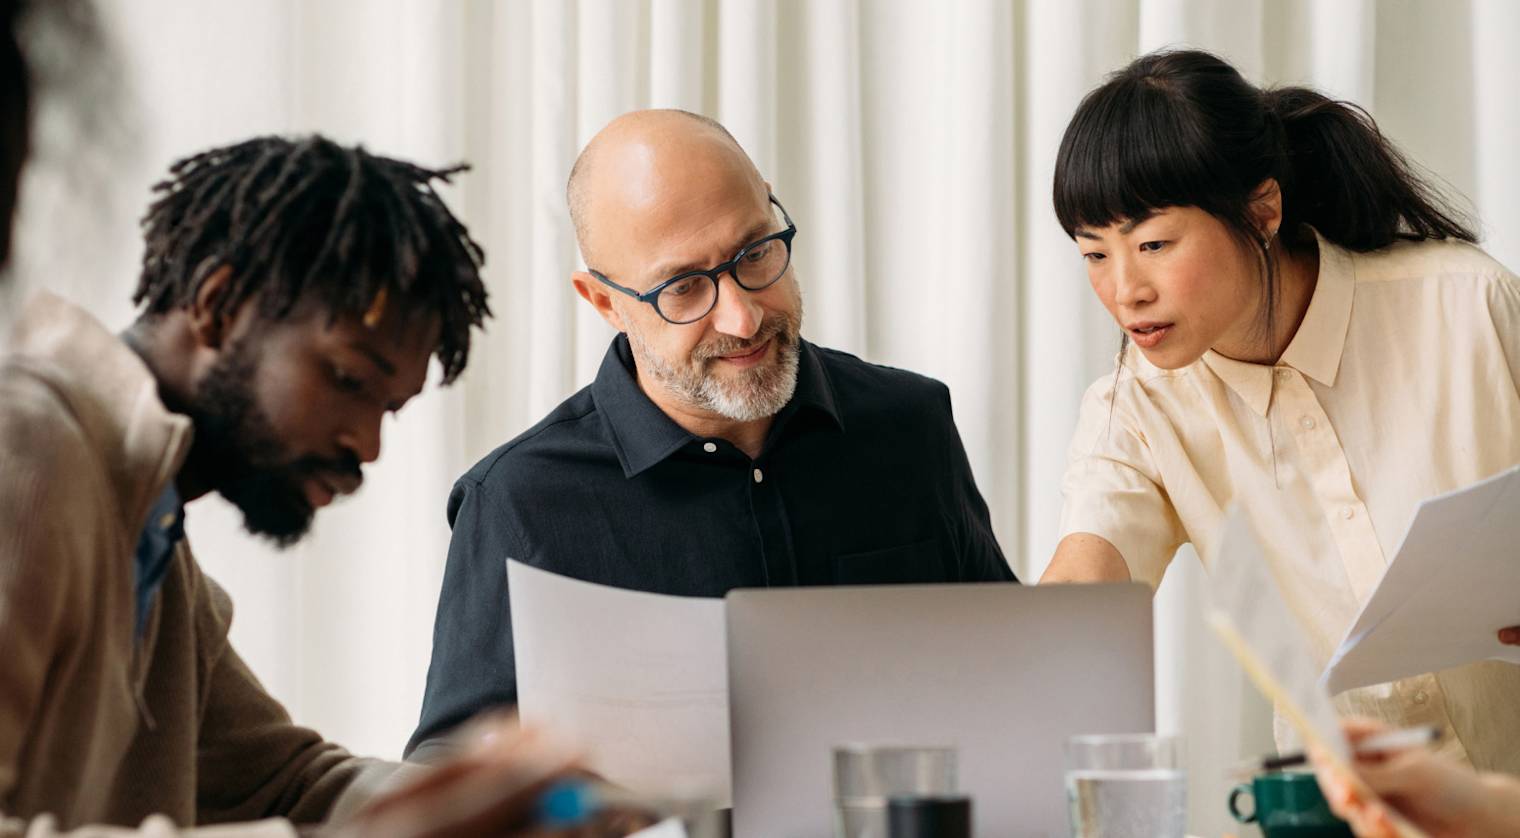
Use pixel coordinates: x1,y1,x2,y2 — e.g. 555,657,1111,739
831,536,955,585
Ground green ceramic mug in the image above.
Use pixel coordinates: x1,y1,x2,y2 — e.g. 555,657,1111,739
1229,771,1354,837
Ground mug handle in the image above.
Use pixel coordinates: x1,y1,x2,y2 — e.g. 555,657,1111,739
1229,784,1257,823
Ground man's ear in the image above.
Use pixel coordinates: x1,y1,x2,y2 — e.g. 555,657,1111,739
572,270,628,332
1248,178,1285,239
188,264,236,349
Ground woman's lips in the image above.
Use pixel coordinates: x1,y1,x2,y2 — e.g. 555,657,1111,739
1128,323,1173,349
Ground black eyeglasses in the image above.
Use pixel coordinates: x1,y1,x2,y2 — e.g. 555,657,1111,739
590,195,797,325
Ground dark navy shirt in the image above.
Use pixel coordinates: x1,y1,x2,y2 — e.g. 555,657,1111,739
407,335,1016,757
134,482,184,639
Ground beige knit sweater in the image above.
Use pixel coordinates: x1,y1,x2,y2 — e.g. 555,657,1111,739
0,294,400,837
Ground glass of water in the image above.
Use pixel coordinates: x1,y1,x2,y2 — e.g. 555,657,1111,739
1065,733,1186,838
833,745,957,838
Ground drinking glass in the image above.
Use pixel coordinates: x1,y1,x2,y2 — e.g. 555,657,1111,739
832,745,957,838
1065,733,1187,838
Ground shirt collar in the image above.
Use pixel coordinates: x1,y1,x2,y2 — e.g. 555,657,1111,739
1279,230,1355,387
1199,351,1275,417
1202,228,1355,416
591,333,842,478
134,480,185,638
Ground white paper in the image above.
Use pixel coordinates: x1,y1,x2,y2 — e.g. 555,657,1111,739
1323,465,1520,695
1208,507,1350,761
507,560,731,805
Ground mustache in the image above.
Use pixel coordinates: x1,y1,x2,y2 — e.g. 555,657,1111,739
287,451,364,491
693,315,794,363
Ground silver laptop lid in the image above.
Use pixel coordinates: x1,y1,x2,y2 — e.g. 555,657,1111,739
726,582,1154,838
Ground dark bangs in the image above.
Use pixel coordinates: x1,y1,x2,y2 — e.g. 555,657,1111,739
1052,51,1268,239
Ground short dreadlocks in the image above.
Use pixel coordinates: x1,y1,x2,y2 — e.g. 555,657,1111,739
133,135,490,383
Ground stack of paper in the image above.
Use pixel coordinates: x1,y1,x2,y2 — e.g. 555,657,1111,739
1322,464,1520,695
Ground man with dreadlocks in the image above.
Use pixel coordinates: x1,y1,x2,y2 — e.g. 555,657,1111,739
0,135,620,837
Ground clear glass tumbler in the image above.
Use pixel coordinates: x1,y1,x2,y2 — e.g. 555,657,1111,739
833,744,957,838
1065,733,1187,838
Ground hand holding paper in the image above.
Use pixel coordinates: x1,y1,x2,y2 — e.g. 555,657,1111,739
507,559,731,806
1322,464,1520,695
1311,717,1520,838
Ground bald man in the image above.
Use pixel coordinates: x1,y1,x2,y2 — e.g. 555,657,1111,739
407,110,1016,760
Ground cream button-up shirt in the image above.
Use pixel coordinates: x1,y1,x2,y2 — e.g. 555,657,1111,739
1059,231,1520,771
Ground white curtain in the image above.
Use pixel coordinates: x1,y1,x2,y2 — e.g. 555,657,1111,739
17,1,1516,834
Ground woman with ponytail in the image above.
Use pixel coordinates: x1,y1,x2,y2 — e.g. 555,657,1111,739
1040,48,1520,774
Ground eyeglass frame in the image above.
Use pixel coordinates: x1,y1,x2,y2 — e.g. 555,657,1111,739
588,195,797,325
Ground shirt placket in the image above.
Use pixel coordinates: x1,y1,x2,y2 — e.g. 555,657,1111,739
698,438,798,587
1273,367,1463,759
1272,368,1384,601
745,458,797,587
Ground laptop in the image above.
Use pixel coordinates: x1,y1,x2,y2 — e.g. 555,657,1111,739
726,582,1154,838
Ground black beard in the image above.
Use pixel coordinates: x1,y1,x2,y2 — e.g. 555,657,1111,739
186,338,355,548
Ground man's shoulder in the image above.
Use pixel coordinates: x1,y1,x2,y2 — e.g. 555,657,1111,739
809,343,952,417
457,383,609,491
0,357,98,478
0,358,119,594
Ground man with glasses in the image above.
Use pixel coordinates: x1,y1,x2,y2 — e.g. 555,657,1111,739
406,109,1016,761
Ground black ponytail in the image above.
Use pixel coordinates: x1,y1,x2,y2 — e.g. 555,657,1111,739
1054,48,1475,254
1053,48,1476,377
1265,86,1475,251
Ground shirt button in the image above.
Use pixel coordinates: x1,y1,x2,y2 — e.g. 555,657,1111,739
1275,368,1291,380
702,442,718,453
753,468,764,484
1299,415,1316,430
1413,691,1429,705
1341,506,1355,520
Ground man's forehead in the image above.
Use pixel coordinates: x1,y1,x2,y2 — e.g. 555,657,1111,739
572,114,778,285
598,142,760,214
572,112,767,253
352,303,437,355
582,120,760,218
283,293,439,370
612,197,771,283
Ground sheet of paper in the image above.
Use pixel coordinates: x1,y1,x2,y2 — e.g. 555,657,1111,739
1209,509,1431,837
508,559,731,805
1207,506,1350,763
1323,464,1520,695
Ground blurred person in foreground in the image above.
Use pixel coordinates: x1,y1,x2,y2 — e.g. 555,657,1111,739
1312,718,1520,838
0,116,641,834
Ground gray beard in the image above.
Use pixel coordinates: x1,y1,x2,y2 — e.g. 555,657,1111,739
627,319,802,423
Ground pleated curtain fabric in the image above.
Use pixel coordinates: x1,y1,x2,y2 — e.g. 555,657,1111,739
14,1,1516,834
